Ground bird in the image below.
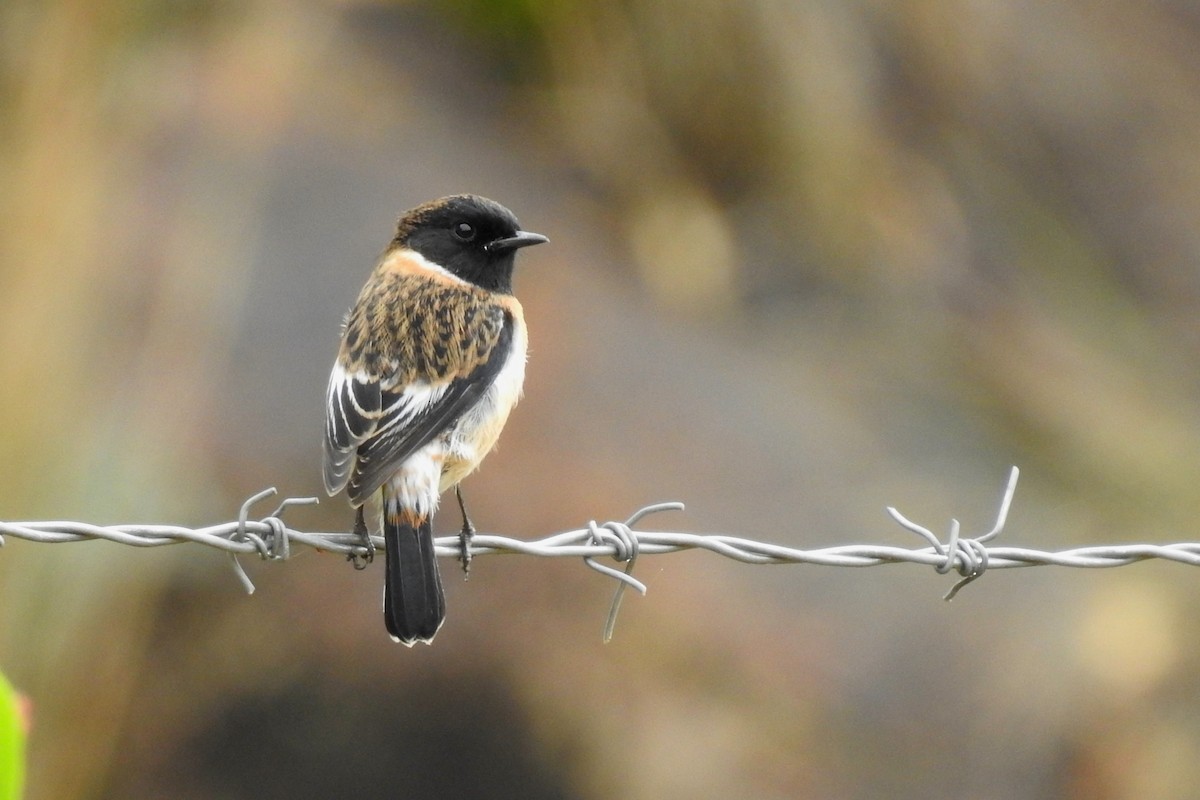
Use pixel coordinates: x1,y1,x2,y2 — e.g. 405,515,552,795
322,194,547,645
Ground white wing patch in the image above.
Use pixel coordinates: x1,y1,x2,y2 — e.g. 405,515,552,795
373,381,450,437
322,360,451,499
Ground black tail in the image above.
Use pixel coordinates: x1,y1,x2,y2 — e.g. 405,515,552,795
383,513,446,645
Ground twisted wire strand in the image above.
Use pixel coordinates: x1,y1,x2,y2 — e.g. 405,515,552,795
5,468,1200,602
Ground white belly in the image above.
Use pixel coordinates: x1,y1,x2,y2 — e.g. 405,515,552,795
387,316,526,516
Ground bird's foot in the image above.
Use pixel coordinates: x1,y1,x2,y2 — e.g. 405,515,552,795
347,506,374,570
455,485,475,578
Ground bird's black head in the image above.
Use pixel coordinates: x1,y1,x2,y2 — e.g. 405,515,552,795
392,194,547,294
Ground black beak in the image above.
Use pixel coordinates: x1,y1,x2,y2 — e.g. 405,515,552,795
485,230,549,254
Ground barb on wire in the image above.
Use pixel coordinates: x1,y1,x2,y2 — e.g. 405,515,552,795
582,501,685,642
8,466,1200,637
887,466,1019,600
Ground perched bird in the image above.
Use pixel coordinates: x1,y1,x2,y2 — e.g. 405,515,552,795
323,195,547,645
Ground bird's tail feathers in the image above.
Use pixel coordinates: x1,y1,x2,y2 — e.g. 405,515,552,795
382,506,446,646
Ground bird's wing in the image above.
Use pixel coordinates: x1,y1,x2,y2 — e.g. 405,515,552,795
322,273,513,505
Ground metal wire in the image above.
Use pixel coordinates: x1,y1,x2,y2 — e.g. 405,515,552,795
5,467,1200,608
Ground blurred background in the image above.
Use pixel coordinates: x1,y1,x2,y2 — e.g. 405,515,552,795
3,0,1200,797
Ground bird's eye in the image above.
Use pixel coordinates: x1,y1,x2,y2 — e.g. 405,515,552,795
453,221,476,241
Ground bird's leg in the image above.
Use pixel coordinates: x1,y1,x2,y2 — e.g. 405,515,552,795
349,505,374,569
455,484,475,577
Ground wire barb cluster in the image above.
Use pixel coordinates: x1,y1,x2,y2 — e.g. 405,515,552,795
886,466,1018,600
6,466,1200,632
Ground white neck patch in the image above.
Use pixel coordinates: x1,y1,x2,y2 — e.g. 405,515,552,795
381,247,471,287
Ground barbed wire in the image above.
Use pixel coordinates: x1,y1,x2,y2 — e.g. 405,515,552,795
5,467,1200,635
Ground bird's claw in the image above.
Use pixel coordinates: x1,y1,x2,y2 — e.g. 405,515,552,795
347,506,375,569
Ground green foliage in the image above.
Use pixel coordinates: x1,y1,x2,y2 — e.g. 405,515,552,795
0,672,24,800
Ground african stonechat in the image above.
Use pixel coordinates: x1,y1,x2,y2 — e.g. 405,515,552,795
323,194,547,645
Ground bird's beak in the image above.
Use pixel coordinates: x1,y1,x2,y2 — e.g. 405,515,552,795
485,230,549,254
